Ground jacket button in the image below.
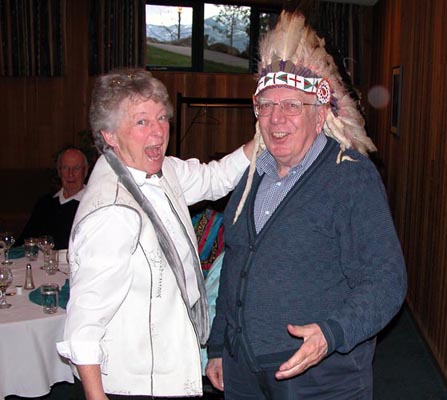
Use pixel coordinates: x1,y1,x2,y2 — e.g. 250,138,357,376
249,244,255,251
236,327,242,333
236,300,242,307
240,271,247,278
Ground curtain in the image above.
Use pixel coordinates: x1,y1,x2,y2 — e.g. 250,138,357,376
311,2,362,86
0,0,65,77
89,0,146,75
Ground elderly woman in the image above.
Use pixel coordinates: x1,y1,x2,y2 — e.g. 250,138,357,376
57,68,253,400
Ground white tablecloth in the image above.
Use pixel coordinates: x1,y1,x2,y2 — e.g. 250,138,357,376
0,255,74,399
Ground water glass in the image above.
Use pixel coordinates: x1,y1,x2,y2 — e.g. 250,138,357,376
0,232,15,265
43,250,59,275
0,266,13,309
24,238,39,261
40,283,59,314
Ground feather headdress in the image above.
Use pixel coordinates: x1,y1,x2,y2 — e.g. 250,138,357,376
255,10,376,155
233,10,377,224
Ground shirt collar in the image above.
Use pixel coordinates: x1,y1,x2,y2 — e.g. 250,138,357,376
54,186,85,204
127,166,162,187
256,132,327,178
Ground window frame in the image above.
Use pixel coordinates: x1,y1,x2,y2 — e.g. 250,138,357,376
145,0,280,73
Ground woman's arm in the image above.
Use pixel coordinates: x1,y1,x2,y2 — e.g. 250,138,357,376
76,364,109,400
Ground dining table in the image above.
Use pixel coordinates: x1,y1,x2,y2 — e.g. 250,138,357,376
0,252,74,400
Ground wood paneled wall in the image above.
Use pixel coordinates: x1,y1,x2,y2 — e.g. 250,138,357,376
0,1,90,169
367,0,447,379
0,0,90,233
153,71,257,161
0,2,257,234
1,0,447,381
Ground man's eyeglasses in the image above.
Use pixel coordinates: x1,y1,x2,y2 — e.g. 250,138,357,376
254,99,320,117
59,166,84,174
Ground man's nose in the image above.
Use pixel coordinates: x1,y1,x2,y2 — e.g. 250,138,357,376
64,167,81,176
270,103,286,123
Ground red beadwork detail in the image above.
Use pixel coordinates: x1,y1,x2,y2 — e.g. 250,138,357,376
316,79,331,104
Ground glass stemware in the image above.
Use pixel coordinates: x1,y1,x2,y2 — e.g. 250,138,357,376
0,266,13,309
0,232,15,265
37,236,55,254
37,236,55,271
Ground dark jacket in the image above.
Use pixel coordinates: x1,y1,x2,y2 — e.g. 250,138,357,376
208,138,406,381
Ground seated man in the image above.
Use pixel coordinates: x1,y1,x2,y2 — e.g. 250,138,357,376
16,148,89,250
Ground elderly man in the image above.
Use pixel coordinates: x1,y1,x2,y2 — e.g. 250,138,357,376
57,69,254,400
206,11,407,400
16,148,88,250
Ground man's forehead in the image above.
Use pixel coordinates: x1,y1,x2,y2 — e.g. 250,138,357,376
60,151,84,166
259,87,313,100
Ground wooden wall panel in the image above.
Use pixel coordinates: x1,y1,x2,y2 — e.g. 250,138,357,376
367,0,447,379
1,0,447,381
0,1,258,233
0,1,89,169
0,0,90,233
152,71,256,161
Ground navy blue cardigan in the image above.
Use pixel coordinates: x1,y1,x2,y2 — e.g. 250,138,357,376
208,138,407,370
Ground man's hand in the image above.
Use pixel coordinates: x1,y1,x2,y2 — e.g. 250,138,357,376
275,323,328,380
205,358,224,391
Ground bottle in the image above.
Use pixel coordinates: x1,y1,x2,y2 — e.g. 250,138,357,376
24,263,35,290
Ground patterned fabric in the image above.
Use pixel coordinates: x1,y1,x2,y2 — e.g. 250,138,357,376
192,208,224,278
255,72,323,96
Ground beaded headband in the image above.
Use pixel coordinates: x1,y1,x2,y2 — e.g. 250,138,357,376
255,72,331,105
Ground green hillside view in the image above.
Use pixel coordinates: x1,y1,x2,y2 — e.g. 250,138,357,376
146,44,247,73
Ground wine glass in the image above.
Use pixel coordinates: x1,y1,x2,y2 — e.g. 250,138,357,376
0,232,15,265
0,266,13,309
38,236,55,271
37,235,55,254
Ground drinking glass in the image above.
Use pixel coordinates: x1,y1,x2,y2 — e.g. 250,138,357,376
40,283,59,314
24,237,39,261
0,232,15,265
38,236,55,271
0,266,13,309
43,249,59,275
37,236,55,254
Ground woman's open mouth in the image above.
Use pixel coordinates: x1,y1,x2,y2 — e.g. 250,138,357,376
144,145,163,161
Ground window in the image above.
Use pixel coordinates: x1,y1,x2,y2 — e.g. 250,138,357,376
203,4,250,73
146,4,193,69
145,1,280,73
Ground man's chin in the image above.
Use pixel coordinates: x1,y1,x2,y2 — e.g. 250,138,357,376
65,185,82,193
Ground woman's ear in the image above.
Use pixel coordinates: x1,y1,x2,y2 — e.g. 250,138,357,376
101,130,117,147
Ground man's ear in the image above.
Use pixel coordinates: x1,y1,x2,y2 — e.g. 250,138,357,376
316,106,327,133
102,130,117,147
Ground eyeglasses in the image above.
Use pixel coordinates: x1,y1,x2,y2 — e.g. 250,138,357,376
59,166,84,174
254,99,319,117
